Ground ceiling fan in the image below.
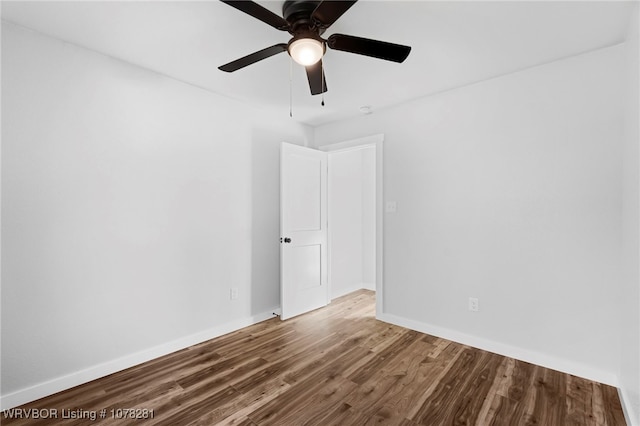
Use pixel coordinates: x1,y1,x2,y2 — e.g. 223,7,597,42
218,0,412,95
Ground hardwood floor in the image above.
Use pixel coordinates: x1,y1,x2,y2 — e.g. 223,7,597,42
3,290,626,425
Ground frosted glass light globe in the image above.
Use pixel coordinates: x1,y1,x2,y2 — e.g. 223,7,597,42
289,38,324,66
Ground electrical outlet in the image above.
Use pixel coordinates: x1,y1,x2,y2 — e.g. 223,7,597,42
468,297,479,312
230,288,239,300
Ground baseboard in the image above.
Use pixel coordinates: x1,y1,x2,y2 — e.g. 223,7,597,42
332,283,375,299
362,282,375,291
377,312,619,387
331,283,366,300
0,308,280,411
619,386,640,426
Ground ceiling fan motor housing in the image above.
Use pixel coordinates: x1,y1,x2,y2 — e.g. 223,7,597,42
283,0,325,35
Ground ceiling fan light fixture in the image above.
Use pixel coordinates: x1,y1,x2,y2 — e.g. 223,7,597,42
288,37,324,66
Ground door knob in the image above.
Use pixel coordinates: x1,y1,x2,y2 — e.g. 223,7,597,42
284,237,292,243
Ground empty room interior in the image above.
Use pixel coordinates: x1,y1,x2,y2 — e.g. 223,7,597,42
1,0,640,425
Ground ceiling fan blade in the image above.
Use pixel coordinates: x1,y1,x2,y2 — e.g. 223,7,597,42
311,1,358,29
220,0,290,31
327,33,411,63
306,60,327,95
219,44,288,72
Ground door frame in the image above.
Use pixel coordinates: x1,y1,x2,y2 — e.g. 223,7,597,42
318,134,384,317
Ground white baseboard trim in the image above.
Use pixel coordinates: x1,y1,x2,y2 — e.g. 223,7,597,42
619,386,640,426
331,283,376,300
331,283,368,300
0,308,280,411
377,312,619,388
362,282,375,291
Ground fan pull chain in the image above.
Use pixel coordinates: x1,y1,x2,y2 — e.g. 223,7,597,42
321,59,325,107
289,57,293,117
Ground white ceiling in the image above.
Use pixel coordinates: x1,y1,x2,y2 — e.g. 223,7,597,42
1,1,634,126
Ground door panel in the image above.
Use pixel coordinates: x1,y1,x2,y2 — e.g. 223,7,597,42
287,154,322,231
290,244,322,290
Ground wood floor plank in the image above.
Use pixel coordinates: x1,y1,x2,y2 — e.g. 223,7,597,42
480,394,521,426
504,358,537,403
475,357,509,424
246,375,358,425
412,347,501,425
601,382,628,426
396,340,465,420
345,337,438,419
348,330,421,385
281,336,374,387
225,418,257,426
527,364,568,425
2,290,627,426
453,351,505,424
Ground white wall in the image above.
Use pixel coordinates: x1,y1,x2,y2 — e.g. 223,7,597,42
620,5,640,424
0,23,311,408
315,45,625,385
329,149,363,298
328,146,376,298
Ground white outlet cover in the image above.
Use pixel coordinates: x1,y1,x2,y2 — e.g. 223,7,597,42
385,201,397,213
468,297,479,312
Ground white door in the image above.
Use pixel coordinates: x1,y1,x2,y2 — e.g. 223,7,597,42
280,142,329,320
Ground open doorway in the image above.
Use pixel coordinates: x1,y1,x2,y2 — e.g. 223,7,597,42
319,134,383,315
